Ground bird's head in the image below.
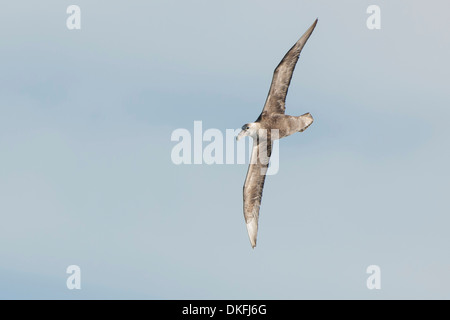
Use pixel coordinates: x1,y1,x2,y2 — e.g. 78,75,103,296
236,122,260,141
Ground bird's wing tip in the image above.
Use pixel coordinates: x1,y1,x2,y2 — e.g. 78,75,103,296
246,219,258,249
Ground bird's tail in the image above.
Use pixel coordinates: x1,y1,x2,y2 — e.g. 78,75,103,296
298,113,314,132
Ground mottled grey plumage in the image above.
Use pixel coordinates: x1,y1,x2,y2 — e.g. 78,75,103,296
237,19,318,248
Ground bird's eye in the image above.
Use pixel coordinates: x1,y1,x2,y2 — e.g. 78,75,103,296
246,126,249,130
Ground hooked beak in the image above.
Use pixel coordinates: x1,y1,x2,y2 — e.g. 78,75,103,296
236,130,246,141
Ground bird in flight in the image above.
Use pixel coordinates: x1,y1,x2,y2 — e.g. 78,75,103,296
236,19,318,248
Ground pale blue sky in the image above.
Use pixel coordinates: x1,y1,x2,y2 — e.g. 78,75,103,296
1,0,450,299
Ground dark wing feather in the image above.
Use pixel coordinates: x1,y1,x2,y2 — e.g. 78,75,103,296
259,19,317,117
243,133,272,248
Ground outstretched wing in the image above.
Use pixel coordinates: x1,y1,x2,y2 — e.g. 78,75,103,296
259,19,317,117
243,133,272,248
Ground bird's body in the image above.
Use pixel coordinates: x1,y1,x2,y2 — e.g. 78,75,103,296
258,114,314,138
237,19,318,248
